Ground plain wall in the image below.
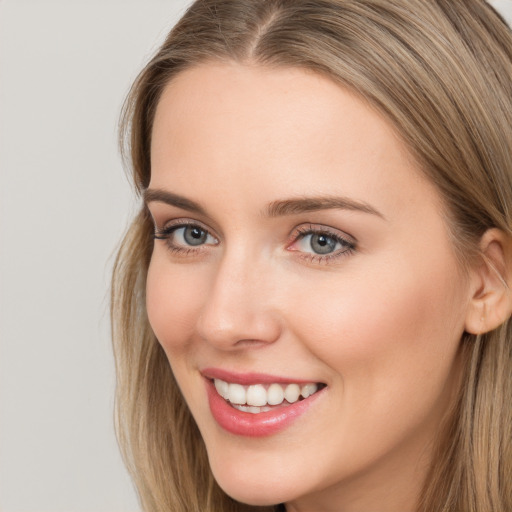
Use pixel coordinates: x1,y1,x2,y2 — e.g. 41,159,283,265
0,1,190,511
1,1,511,511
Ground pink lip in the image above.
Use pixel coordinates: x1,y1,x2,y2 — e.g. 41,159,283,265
201,367,317,385
203,370,325,437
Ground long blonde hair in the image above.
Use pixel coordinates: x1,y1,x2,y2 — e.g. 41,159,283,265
112,1,512,510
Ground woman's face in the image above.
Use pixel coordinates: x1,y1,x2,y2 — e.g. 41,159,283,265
146,63,471,511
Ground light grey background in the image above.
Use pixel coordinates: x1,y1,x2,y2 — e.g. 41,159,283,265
0,1,511,511
0,1,190,511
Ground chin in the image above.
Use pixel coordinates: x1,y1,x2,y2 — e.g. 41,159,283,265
215,479,286,507
208,453,300,507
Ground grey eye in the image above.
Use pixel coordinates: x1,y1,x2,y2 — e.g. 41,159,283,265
182,226,208,246
154,222,218,252
309,233,338,254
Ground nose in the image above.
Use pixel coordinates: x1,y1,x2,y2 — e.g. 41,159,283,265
195,249,282,350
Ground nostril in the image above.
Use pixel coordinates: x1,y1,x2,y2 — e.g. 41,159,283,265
233,338,274,349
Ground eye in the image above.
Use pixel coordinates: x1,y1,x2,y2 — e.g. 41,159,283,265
173,225,212,246
154,221,218,252
288,225,356,260
299,233,340,255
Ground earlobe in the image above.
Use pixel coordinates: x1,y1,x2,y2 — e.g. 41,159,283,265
464,229,512,335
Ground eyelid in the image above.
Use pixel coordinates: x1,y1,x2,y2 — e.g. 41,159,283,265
154,218,217,238
147,203,224,238
288,223,356,244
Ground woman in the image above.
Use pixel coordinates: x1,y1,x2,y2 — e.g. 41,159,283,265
111,1,512,511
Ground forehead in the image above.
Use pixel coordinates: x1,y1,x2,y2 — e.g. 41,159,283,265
151,62,402,166
150,62,439,221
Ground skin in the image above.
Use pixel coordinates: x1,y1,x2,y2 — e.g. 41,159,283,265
146,63,474,512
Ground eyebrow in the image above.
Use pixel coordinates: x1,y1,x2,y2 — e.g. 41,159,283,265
144,188,384,220
144,188,207,215
265,196,385,219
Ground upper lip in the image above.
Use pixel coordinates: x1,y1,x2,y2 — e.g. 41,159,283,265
201,367,324,386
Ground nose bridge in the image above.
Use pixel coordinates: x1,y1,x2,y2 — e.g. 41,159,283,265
196,244,281,348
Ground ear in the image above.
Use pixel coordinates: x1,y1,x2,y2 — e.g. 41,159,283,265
465,228,512,335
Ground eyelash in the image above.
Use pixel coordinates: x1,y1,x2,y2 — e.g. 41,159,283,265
153,220,356,262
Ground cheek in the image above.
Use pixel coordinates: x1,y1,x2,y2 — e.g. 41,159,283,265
145,252,207,352
285,251,468,401
273,252,469,472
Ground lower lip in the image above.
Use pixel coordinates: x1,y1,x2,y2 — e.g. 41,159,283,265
206,379,324,437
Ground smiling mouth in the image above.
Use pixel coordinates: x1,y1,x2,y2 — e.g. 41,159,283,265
212,378,326,414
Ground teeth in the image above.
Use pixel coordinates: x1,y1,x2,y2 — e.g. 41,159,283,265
284,383,301,403
214,379,320,408
246,384,267,406
214,378,229,400
228,383,246,405
267,383,285,405
232,404,273,414
301,383,317,398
